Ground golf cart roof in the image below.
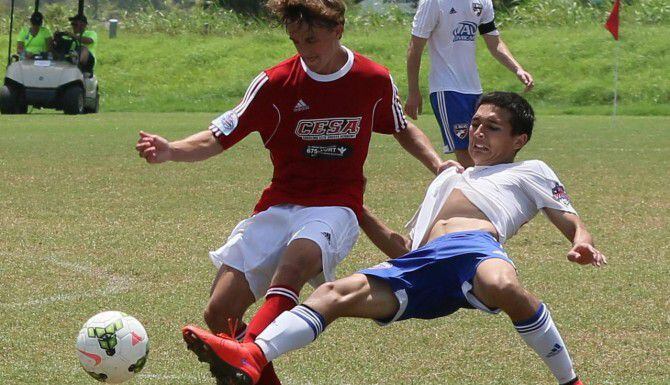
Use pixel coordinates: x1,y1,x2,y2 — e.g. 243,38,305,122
31,0,86,14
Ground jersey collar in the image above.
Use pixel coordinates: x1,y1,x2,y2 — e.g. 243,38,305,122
300,46,354,82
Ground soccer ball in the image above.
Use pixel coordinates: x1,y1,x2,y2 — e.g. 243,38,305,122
76,311,149,383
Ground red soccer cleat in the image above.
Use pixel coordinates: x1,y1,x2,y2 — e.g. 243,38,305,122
182,324,267,385
257,362,282,385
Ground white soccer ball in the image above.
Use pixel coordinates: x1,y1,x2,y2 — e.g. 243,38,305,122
75,311,149,383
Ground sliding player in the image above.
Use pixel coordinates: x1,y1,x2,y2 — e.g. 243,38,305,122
137,1,448,383
184,92,605,385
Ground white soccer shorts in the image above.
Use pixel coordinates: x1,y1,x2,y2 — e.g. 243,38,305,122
209,204,360,300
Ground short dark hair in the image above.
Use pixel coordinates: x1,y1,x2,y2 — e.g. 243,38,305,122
477,91,535,140
30,12,43,26
267,0,346,29
68,13,88,24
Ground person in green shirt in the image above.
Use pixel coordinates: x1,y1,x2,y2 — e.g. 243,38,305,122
17,12,52,59
63,13,97,73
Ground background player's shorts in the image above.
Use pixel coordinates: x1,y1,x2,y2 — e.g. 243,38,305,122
209,204,359,300
429,91,481,153
359,231,514,325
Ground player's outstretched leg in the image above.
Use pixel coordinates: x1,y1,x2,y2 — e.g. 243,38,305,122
472,258,583,385
183,273,399,385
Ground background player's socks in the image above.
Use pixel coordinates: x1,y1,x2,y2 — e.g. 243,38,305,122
244,285,299,343
255,305,325,362
514,303,577,384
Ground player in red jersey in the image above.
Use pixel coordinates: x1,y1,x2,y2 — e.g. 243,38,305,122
136,1,448,383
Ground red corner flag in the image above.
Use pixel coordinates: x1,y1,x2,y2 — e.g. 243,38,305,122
605,0,621,40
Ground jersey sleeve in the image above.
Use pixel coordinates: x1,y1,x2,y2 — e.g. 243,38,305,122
84,30,97,42
18,27,28,43
479,0,499,36
209,71,272,150
411,0,439,39
524,161,577,215
372,74,408,134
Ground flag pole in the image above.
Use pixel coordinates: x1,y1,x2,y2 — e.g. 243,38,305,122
612,38,619,129
605,0,621,129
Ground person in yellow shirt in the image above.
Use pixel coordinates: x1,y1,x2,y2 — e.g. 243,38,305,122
17,12,52,59
63,14,97,73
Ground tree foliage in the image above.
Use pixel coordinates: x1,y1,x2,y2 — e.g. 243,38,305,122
216,0,265,15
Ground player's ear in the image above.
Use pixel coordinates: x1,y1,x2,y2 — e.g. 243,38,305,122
513,133,528,151
334,24,343,39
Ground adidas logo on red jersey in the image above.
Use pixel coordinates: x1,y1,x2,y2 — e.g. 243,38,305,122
293,99,310,112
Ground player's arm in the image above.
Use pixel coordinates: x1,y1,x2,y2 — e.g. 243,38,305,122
482,34,534,92
137,72,270,164
17,30,25,55
393,121,451,175
544,208,607,267
135,130,223,164
360,205,410,259
76,31,95,45
405,35,428,119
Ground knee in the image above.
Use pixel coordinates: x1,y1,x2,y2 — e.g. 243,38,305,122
477,274,527,305
275,252,322,285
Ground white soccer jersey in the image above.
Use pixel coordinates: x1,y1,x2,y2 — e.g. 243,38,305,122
406,160,577,248
412,0,500,94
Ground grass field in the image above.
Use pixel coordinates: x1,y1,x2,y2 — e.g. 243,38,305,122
1,24,668,115
0,112,668,384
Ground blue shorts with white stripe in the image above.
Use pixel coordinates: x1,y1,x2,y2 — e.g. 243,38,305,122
429,91,481,154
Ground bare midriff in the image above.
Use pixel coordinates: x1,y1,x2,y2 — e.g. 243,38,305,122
419,188,498,247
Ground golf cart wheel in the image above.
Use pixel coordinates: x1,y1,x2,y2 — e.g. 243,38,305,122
0,85,23,114
63,85,84,115
84,87,100,114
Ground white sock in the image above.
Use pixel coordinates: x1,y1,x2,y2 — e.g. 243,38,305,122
254,305,325,362
514,303,577,384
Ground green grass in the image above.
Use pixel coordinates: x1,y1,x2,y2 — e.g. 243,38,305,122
1,23,669,115
0,113,668,384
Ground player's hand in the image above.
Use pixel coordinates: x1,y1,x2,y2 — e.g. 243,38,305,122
136,131,171,164
404,91,422,120
516,69,534,92
437,160,464,174
567,243,607,267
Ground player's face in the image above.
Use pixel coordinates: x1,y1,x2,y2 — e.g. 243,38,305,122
71,20,86,33
287,22,344,75
468,104,528,166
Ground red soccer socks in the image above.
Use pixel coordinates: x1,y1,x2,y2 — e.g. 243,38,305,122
244,285,299,343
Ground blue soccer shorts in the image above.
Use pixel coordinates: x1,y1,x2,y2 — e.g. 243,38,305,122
359,231,514,325
429,91,481,154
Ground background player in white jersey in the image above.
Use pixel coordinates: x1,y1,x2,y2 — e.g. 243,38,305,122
137,1,450,384
188,92,606,385
405,0,534,167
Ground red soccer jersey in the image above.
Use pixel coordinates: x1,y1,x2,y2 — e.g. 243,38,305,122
209,48,407,219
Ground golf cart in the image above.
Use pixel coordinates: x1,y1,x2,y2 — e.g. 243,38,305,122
1,0,99,114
